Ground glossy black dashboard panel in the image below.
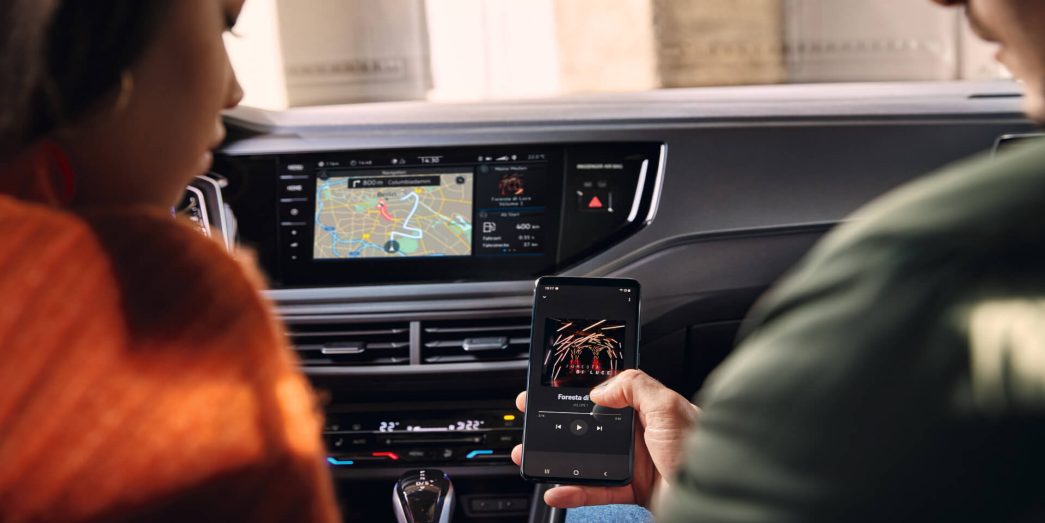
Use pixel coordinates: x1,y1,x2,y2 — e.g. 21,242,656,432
214,143,663,287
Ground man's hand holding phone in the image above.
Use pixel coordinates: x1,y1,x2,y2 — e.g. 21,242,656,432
513,369,699,509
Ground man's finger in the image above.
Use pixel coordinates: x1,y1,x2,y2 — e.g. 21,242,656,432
589,369,670,410
511,444,522,466
589,369,697,427
516,391,526,413
544,485,635,509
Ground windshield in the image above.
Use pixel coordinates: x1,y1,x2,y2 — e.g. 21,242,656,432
224,0,1009,110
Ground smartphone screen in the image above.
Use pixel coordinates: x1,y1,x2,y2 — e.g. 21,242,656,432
521,276,639,485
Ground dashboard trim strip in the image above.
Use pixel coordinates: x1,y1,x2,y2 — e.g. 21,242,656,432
195,174,232,249
184,185,210,238
645,144,667,225
626,159,649,223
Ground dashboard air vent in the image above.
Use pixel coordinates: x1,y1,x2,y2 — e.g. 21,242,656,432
288,322,410,366
421,318,531,364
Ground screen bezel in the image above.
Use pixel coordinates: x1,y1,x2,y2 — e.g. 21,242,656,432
215,142,665,288
521,276,640,486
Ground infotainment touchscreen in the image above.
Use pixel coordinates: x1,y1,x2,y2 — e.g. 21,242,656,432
310,162,548,261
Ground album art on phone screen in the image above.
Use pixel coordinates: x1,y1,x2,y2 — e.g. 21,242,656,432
541,318,625,388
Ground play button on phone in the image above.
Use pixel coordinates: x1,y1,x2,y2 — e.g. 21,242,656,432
569,419,589,436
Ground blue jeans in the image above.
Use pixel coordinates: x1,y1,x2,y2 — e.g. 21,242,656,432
566,505,654,522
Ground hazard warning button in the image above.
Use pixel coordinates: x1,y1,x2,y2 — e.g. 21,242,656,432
578,189,612,213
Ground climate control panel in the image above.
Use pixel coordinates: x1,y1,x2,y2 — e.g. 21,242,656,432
323,409,522,469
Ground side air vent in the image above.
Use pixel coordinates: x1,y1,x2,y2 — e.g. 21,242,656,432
422,318,531,364
288,322,410,366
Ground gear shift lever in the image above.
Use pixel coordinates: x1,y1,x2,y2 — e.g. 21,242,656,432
393,469,454,523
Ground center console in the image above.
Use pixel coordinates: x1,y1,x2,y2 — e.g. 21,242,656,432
187,140,667,521
210,142,665,287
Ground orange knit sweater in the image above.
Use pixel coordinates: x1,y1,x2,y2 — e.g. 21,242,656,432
0,152,341,522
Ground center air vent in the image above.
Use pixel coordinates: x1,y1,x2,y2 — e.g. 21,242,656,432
288,322,410,366
422,318,531,364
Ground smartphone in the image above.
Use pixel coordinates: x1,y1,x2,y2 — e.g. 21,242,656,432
520,276,640,485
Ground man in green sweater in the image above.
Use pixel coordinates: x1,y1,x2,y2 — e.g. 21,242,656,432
513,0,1045,520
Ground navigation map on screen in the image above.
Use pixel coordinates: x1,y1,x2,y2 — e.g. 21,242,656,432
314,171,474,259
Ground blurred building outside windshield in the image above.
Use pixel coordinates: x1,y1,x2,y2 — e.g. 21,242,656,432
224,0,1009,110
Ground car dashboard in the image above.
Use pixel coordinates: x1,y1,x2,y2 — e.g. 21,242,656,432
199,81,1036,522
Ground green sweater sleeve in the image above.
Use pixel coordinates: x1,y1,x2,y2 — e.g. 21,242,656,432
657,143,1045,522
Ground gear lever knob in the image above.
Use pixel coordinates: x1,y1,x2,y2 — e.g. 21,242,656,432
393,469,454,523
